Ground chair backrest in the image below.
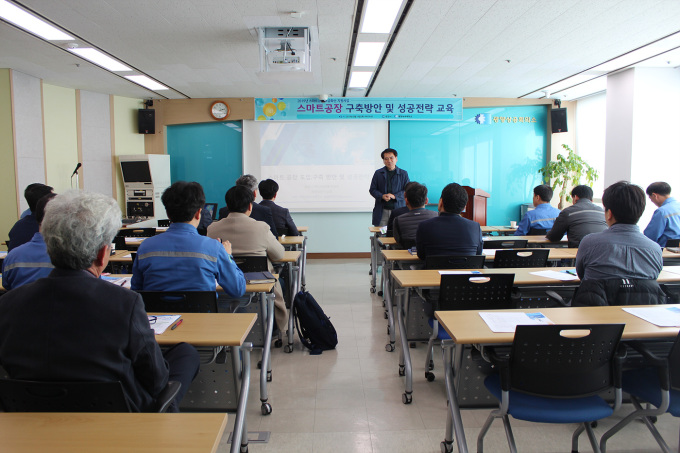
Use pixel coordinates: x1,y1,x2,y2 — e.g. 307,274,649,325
483,239,528,249
492,249,549,268
509,324,624,398
528,227,548,236
204,203,218,219
139,291,218,313
118,228,156,238
666,238,680,247
112,235,126,251
438,273,515,311
0,379,131,412
425,254,485,270
233,255,269,273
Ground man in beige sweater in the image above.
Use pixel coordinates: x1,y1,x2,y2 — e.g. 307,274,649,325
207,185,287,330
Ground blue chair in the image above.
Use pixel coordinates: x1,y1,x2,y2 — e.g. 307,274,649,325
600,335,680,453
424,272,514,382
478,323,625,453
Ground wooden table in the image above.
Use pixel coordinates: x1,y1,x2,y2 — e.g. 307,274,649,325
152,312,256,453
388,266,680,412
0,412,229,453
486,234,567,244
434,305,680,453
297,226,308,233
481,225,517,235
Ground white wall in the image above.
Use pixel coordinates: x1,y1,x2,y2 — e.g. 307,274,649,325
80,90,113,196
575,92,606,198
604,69,636,186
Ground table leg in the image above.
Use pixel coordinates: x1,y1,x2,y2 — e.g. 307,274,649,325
285,256,301,353
259,292,273,415
370,234,378,292
301,236,307,291
230,343,253,453
441,340,468,453
384,276,397,352
396,288,412,404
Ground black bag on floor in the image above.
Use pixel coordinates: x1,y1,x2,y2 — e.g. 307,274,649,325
293,291,337,355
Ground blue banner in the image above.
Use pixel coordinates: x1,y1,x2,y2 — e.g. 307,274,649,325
254,97,463,121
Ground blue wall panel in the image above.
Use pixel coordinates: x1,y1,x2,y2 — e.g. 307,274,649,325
390,106,547,225
166,121,243,214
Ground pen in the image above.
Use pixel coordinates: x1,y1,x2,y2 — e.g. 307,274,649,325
171,319,183,330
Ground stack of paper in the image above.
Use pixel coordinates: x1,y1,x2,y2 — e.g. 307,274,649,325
623,307,680,327
479,312,554,333
149,315,181,334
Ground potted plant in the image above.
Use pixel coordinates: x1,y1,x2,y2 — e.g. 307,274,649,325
539,144,598,208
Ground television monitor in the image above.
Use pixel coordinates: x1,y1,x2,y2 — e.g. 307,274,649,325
121,161,152,183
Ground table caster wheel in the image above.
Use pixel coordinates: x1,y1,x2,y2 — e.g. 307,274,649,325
402,392,412,404
267,371,272,382
377,290,383,296
370,287,376,293
425,371,435,382
440,440,453,453
409,342,416,349
284,344,293,353
274,339,282,348
261,402,272,415
385,343,394,352
399,365,405,377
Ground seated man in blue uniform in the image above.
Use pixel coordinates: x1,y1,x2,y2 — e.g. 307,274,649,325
258,178,300,236
218,174,278,236
393,182,437,250
131,181,246,297
0,190,199,412
514,184,561,236
643,181,680,247
2,193,56,290
7,183,53,251
574,181,663,306
415,183,483,260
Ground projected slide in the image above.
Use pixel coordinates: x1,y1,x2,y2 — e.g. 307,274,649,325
260,121,387,212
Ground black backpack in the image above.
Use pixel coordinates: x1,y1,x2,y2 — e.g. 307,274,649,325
293,291,338,355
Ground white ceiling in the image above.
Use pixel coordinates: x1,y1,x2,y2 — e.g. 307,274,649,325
1,0,679,100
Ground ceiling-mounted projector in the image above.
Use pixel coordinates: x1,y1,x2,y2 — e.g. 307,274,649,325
258,27,311,73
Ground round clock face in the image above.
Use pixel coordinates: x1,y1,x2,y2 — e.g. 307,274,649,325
210,101,229,120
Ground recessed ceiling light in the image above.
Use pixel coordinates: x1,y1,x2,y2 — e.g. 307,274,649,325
349,71,373,88
68,48,131,72
0,0,74,40
124,75,169,91
361,0,403,33
354,42,385,66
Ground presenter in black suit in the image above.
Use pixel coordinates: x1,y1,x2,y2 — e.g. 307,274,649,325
218,174,278,237
369,148,410,227
0,190,199,412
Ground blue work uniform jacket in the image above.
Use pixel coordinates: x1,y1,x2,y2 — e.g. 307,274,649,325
2,232,53,290
644,197,680,247
130,222,245,297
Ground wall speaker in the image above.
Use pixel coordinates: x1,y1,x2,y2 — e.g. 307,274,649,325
138,109,155,134
551,108,568,133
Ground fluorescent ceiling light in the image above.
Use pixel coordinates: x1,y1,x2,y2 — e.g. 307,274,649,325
124,75,169,91
361,0,402,33
0,0,73,40
349,71,373,88
354,42,385,66
559,77,607,100
68,48,131,72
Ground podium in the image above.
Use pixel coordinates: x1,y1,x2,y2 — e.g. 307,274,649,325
462,186,490,226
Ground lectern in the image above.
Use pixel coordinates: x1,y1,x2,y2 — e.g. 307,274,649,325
462,186,490,226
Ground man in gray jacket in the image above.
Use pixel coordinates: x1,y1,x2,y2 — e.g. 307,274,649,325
546,185,607,247
393,182,437,250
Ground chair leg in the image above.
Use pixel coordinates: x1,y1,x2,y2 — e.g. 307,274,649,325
600,396,672,453
477,409,505,453
500,414,518,453
572,423,586,453
583,421,602,453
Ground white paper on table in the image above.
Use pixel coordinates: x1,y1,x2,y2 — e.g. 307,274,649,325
0,251,7,258
530,270,579,281
482,250,496,256
438,270,482,275
102,276,131,288
149,315,181,335
479,312,554,333
623,306,680,327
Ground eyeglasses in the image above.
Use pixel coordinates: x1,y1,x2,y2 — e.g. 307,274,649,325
148,316,157,324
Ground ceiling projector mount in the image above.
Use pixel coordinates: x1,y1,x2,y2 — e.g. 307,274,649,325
258,27,311,72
